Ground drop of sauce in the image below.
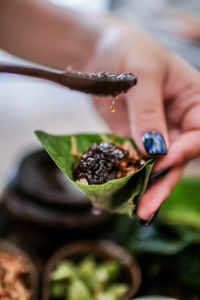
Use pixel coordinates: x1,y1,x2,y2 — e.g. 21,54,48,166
67,65,72,71
110,104,115,113
110,100,116,113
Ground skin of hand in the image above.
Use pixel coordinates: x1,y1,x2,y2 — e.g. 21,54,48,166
169,11,200,41
87,18,200,221
0,0,103,70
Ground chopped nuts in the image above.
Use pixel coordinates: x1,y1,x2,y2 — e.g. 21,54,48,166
76,178,89,185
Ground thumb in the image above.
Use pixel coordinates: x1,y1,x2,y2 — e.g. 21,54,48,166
127,75,169,157
92,95,132,137
154,130,200,171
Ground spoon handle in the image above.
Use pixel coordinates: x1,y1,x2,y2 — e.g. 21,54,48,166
0,63,61,83
0,63,87,91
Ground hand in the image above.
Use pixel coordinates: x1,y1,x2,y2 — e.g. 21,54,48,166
87,18,200,222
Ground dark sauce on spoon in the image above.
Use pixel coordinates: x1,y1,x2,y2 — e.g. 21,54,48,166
64,70,137,96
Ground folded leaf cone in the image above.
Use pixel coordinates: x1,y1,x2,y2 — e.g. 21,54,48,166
35,131,154,217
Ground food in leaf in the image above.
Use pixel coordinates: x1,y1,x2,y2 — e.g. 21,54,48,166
35,131,154,217
73,142,143,185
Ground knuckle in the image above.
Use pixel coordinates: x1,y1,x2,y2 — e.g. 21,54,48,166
133,63,158,78
181,148,191,163
136,106,164,123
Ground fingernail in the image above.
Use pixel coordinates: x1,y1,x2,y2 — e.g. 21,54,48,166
137,209,160,227
149,167,171,184
142,131,167,156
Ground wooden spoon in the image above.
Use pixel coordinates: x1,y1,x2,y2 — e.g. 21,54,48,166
0,64,137,96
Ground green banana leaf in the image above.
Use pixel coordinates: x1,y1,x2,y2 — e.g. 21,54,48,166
112,177,200,255
172,245,200,290
35,131,154,217
111,177,200,290
159,177,200,229
112,216,188,255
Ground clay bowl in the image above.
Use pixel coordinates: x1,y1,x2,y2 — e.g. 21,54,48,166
3,149,113,229
43,240,141,300
0,239,38,300
2,186,112,232
13,149,89,207
1,150,114,253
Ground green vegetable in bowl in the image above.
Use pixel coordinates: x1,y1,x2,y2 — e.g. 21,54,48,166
96,260,120,283
51,260,75,281
50,256,129,300
77,256,97,289
68,278,92,300
35,131,154,217
51,282,67,299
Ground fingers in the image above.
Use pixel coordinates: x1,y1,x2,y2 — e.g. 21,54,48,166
183,103,200,132
136,165,184,220
127,74,169,157
154,130,200,172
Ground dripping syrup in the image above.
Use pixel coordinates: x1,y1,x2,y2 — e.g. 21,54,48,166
110,101,115,113
110,96,118,113
67,65,72,71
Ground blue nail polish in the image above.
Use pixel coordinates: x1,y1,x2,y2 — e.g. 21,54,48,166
142,131,167,155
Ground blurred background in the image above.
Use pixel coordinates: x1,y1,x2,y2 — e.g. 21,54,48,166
1,1,200,299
